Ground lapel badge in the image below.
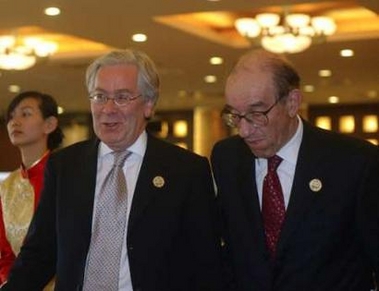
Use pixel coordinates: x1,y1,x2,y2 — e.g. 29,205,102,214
153,176,165,188
309,178,322,192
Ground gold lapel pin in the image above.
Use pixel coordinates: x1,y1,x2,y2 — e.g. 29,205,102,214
153,176,165,188
309,178,322,192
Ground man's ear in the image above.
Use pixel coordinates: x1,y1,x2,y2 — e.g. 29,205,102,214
44,116,58,134
143,100,155,120
286,89,302,118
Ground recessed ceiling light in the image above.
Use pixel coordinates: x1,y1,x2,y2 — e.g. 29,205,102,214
8,85,20,93
319,69,332,77
178,90,187,98
204,75,217,83
44,7,61,16
209,57,223,65
340,49,354,57
57,106,64,114
367,90,378,98
132,34,147,42
303,85,315,92
328,96,339,103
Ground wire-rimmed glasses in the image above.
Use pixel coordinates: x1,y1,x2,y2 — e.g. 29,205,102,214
89,91,141,107
221,98,281,128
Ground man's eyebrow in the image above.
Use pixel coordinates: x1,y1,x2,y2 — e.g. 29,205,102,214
224,101,267,111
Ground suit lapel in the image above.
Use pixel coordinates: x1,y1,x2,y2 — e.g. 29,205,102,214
238,148,257,218
127,135,166,234
60,139,99,257
82,139,99,212
77,140,99,240
276,123,325,255
235,140,268,252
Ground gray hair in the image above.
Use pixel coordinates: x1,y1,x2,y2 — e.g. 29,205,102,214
85,49,160,104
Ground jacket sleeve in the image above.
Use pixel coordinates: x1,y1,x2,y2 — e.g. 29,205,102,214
0,199,16,285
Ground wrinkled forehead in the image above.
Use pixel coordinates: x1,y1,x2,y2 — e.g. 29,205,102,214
226,68,274,100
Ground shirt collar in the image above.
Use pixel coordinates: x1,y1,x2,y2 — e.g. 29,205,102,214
276,115,303,165
98,130,147,159
256,115,303,166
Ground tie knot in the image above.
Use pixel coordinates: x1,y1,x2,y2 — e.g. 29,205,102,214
267,155,282,172
112,150,131,167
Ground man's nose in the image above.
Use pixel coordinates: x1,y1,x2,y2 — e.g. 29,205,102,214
238,117,258,138
102,97,119,111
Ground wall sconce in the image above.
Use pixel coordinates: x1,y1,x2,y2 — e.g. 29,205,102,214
173,120,188,137
315,116,331,130
339,115,355,133
362,115,378,133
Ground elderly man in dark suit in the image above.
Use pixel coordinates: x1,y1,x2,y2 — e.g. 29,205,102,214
211,49,379,291
2,49,222,291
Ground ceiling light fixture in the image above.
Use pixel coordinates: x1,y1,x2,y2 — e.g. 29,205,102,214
209,56,223,65
234,7,336,54
303,85,315,92
328,96,339,103
318,69,332,77
0,35,58,70
340,49,354,57
44,7,61,16
132,33,147,42
204,75,217,83
8,84,21,93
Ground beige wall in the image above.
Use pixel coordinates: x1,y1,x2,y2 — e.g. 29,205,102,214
193,106,228,158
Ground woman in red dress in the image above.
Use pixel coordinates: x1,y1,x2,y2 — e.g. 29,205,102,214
0,91,63,290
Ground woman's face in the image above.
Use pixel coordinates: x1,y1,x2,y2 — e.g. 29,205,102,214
7,97,53,149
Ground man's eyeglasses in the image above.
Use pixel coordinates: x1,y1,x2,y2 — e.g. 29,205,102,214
221,98,281,128
89,92,141,107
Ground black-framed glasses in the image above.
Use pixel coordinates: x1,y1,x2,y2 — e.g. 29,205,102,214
221,98,281,128
89,91,141,107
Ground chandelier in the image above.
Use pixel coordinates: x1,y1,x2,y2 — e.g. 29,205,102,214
0,35,58,70
234,10,336,54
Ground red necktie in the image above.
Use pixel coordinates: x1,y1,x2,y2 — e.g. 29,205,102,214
262,155,285,258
